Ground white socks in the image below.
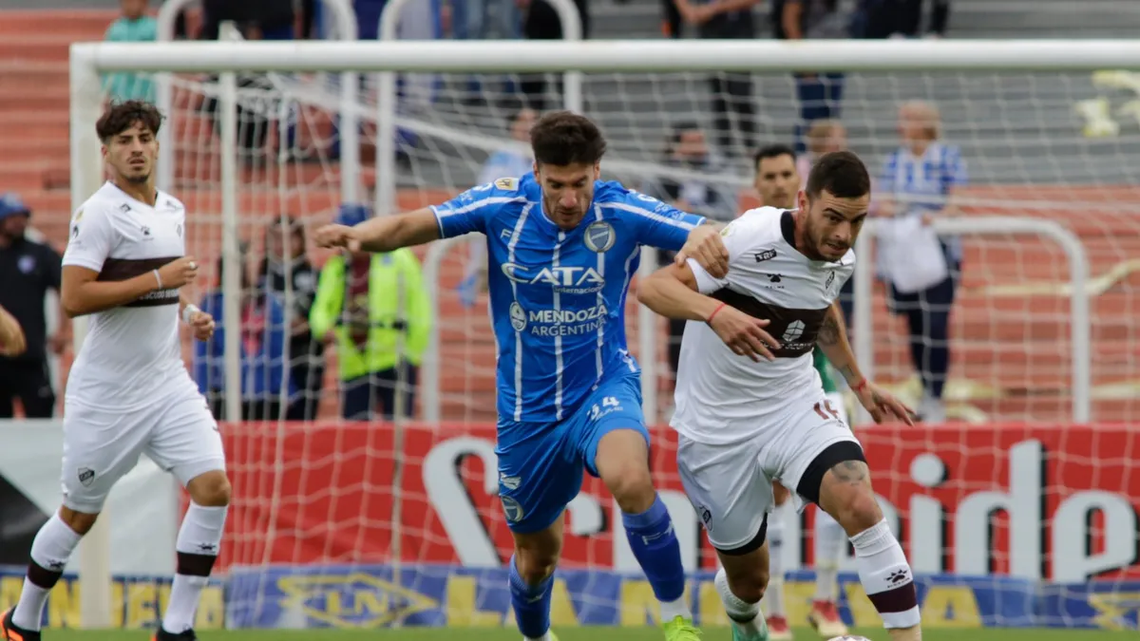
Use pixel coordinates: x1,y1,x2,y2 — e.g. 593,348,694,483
760,505,787,618
13,513,83,631
850,519,920,629
814,506,847,601
162,503,228,634
715,567,764,635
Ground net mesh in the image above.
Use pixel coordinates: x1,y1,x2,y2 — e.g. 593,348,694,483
153,64,1140,628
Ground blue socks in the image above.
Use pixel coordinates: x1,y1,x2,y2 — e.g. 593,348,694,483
509,554,554,638
622,494,686,603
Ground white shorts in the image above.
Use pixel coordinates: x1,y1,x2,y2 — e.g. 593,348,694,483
676,391,860,553
62,384,225,513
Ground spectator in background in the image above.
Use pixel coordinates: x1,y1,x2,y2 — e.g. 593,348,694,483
102,0,158,104
258,216,325,421
797,119,856,324
452,0,521,103
661,0,682,37
200,0,296,40
853,0,951,39
0,194,68,419
643,123,736,383
775,0,851,153
518,0,590,110
673,0,762,159
309,205,432,421
876,100,965,424
458,106,537,308
195,251,295,421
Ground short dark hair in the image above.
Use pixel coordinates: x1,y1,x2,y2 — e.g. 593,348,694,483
805,151,870,200
530,111,607,167
96,100,164,142
753,144,796,169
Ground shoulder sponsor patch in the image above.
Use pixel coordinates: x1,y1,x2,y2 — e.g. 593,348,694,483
494,177,518,191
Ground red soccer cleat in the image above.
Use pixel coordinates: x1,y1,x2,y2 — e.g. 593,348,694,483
808,600,848,638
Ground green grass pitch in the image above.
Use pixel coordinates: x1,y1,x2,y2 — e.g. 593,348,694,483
36,627,1133,640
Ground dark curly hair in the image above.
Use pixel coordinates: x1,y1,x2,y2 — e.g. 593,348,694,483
530,111,607,167
95,100,164,142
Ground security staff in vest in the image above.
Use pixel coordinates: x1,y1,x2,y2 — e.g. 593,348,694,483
310,204,431,421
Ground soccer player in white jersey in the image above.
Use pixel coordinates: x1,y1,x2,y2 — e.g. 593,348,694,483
752,144,851,639
1,101,230,641
638,151,923,641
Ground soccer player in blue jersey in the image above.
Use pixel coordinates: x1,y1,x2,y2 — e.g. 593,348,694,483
315,112,730,641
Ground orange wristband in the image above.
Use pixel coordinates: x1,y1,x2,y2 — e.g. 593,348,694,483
706,302,727,324
851,379,868,393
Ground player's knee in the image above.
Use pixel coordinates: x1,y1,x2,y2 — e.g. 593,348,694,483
58,506,99,535
724,565,768,604
514,547,559,584
605,465,655,514
831,488,883,535
187,470,232,507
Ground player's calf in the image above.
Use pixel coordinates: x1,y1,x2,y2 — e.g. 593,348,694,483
817,459,920,641
760,501,792,640
596,430,691,625
161,470,231,637
509,523,563,641
715,530,771,641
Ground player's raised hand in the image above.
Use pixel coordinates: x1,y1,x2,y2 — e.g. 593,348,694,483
157,256,200,290
188,309,215,341
314,224,362,252
852,381,917,426
676,224,730,279
706,304,780,362
0,305,27,357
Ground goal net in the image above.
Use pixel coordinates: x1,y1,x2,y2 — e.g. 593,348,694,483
67,39,1140,632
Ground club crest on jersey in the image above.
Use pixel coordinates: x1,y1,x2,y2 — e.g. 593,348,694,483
584,221,615,253
509,302,527,332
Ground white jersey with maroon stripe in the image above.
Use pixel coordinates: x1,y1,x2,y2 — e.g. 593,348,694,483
671,206,855,445
62,181,194,411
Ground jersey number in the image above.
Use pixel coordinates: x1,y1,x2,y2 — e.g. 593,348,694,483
589,396,622,421
814,399,841,421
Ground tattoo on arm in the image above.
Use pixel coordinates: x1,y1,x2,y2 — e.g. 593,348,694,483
838,364,859,383
829,460,870,485
818,313,841,345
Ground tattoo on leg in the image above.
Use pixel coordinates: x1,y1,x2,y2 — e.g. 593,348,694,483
829,460,869,485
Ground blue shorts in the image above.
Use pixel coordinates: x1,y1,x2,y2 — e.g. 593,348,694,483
495,373,647,534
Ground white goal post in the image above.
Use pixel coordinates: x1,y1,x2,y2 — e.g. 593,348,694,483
66,38,1115,629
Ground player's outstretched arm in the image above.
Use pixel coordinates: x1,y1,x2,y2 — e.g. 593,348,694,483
0,304,27,356
61,257,199,318
313,208,440,254
816,302,915,424
638,263,779,361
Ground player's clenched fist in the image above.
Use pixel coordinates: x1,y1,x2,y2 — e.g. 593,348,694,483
156,256,200,289
0,305,27,357
676,224,730,279
187,308,215,341
706,303,780,362
314,224,362,252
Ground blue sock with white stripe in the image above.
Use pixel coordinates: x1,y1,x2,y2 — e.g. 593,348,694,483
508,554,554,639
622,494,687,606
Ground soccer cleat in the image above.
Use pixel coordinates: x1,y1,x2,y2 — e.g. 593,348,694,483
730,612,770,641
808,600,848,638
152,627,197,641
1,608,40,641
663,614,702,641
766,614,794,641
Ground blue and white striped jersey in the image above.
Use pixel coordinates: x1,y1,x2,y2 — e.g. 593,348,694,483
880,141,968,261
431,173,706,424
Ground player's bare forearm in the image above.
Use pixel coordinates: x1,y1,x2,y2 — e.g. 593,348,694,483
61,266,161,318
816,302,863,385
637,263,723,322
355,208,441,253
